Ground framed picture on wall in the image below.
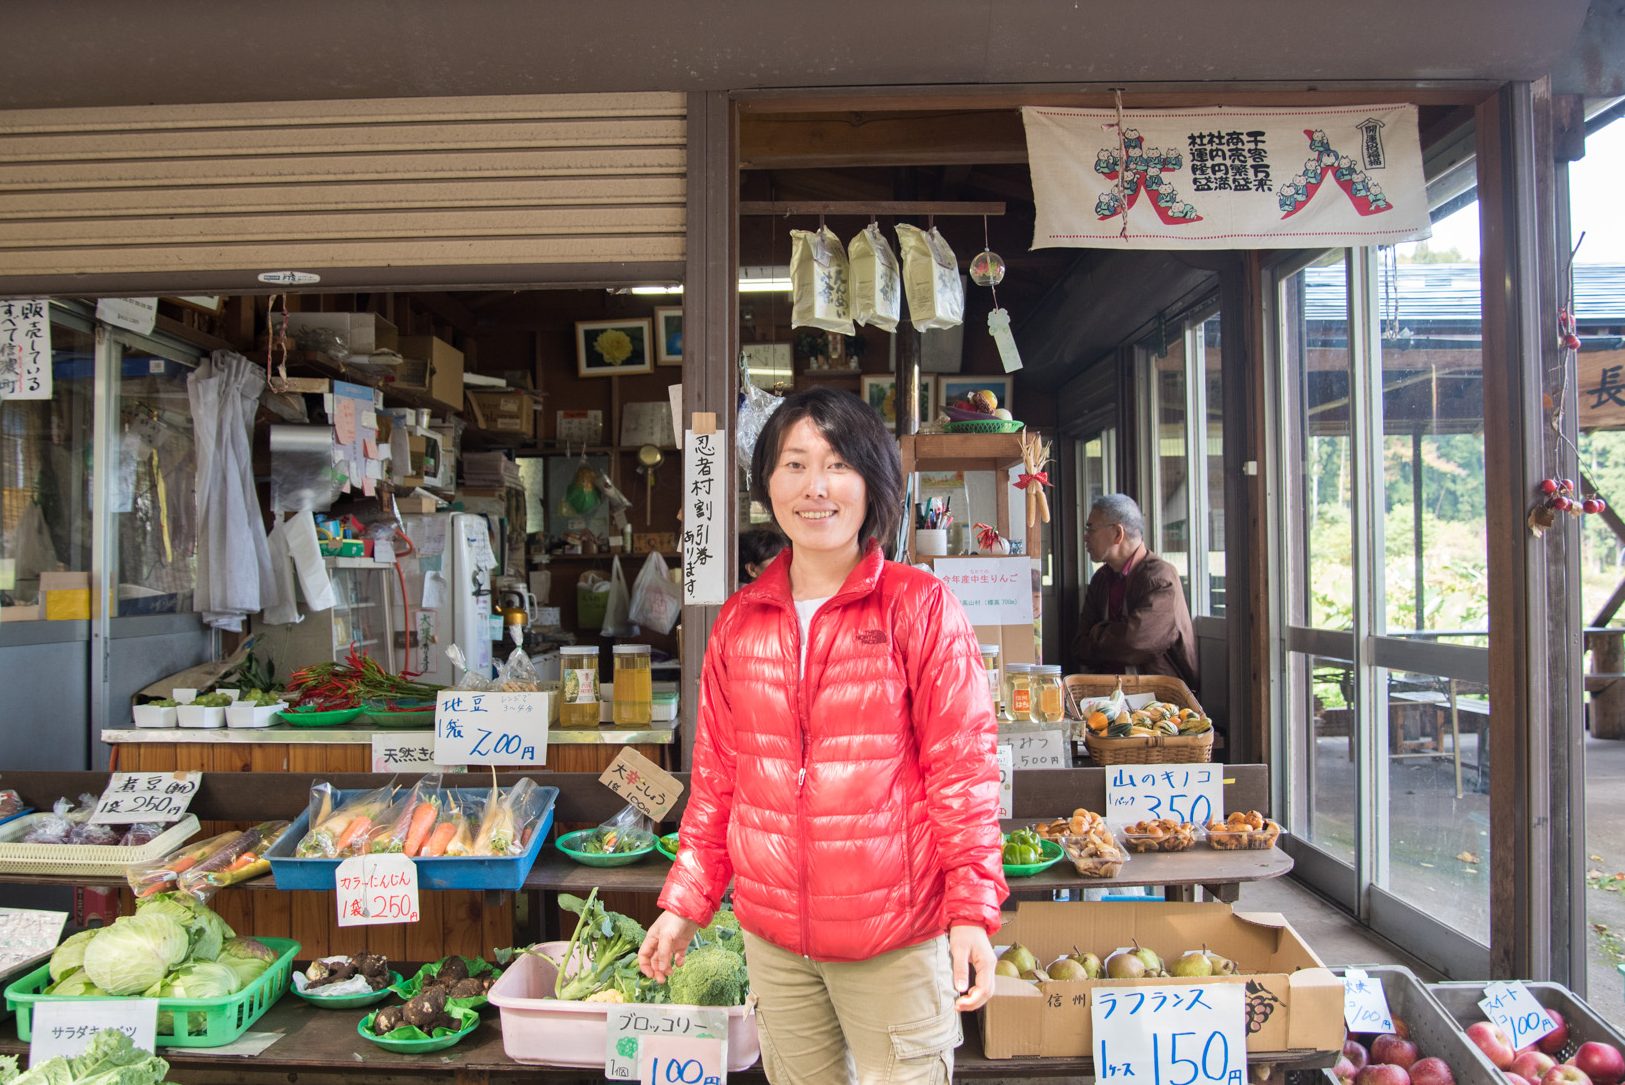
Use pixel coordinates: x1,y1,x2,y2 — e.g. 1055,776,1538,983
860,374,935,427
576,318,654,378
654,307,683,366
937,375,1013,415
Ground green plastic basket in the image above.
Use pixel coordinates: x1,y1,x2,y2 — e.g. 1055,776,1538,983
278,707,363,728
555,828,655,868
6,936,299,1048
944,419,1024,434
1002,838,1065,878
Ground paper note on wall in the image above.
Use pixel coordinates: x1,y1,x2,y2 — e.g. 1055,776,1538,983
682,427,727,605
0,299,52,401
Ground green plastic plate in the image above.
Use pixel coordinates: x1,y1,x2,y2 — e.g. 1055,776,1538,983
356,1009,478,1053
944,419,1025,434
292,971,402,1009
555,828,655,868
1002,837,1065,878
656,833,680,862
278,707,363,728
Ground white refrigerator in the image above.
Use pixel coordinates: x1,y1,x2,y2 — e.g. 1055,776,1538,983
400,512,498,685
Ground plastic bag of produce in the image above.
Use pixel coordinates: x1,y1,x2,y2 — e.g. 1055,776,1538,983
129,831,238,899
628,550,681,635
295,781,398,858
789,225,855,335
496,638,542,692
572,803,656,857
366,775,444,857
847,223,902,332
178,820,291,897
472,776,545,857
895,223,965,330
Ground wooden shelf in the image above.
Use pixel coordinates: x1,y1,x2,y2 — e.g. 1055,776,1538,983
900,431,1028,473
544,552,680,563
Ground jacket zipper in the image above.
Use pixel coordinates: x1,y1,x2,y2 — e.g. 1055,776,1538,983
794,602,812,958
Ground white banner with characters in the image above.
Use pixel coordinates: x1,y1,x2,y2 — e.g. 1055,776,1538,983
1023,103,1431,250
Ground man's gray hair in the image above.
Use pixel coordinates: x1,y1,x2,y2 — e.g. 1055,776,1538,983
1091,494,1145,541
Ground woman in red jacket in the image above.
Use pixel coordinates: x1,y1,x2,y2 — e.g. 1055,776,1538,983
638,387,1007,1083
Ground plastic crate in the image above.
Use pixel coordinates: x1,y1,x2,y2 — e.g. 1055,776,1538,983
265,786,556,891
0,814,200,877
1328,966,1503,1085
487,943,761,1071
6,936,298,1048
1429,979,1625,1063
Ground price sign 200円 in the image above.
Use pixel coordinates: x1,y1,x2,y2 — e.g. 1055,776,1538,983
1093,983,1246,1085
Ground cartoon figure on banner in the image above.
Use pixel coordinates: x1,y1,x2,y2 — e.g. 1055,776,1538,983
1280,128,1394,219
1091,127,1203,226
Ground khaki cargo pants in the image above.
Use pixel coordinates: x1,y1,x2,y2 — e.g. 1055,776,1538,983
743,931,961,1085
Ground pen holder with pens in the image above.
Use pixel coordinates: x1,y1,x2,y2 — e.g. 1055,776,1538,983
915,528,949,557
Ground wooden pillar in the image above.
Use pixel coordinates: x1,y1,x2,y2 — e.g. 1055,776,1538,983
678,91,738,771
1591,635,1625,739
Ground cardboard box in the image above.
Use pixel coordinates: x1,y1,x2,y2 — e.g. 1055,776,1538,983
284,312,398,355
467,391,535,438
40,571,91,620
396,335,465,410
981,901,1344,1060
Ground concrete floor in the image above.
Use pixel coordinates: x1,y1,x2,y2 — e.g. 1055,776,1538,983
1584,732,1625,1025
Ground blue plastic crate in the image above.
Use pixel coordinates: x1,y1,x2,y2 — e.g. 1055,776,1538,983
0,808,34,831
265,786,556,891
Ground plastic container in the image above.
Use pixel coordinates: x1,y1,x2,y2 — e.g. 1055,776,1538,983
558,646,601,728
1001,664,1034,722
1327,966,1503,1085
555,828,655,868
656,832,680,862
1002,837,1065,878
292,971,403,1009
357,1009,479,1053
1205,820,1283,851
7,936,299,1048
1029,665,1065,723
226,701,286,729
979,644,1001,715
176,704,225,729
277,707,364,728
265,786,556,891
1120,822,1202,852
611,644,652,727
915,528,948,557
1428,980,1625,1063
0,813,200,877
488,943,761,1071
132,704,178,728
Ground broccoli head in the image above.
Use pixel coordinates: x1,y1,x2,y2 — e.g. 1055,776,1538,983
547,889,650,1001
693,908,743,955
667,943,749,1007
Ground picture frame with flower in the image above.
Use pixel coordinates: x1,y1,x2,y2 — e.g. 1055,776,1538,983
654,307,683,366
576,318,654,378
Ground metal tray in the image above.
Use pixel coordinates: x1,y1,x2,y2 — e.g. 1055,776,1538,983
1328,966,1503,1085
1429,980,1625,1063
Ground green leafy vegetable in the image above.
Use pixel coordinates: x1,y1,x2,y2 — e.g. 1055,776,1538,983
81,913,189,995
8,1028,172,1084
48,929,98,983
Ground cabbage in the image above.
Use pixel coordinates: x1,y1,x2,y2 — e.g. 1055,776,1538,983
81,913,188,995
13,1028,171,1084
161,960,241,999
135,893,233,962
42,970,103,997
217,938,276,989
47,929,98,983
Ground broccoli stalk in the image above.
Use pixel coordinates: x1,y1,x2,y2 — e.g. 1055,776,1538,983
692,908,743,955
667,943,749,1007
543,888,649,1001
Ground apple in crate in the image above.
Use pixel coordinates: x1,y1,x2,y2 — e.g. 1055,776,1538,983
1470,1023,1519,1070
1358,1065,1414,1085
1372,1036,1421,1071
1411,1057,1457,1085
1345,1041,1371,1072
1335,1056,1361,1084
1574,1044,1625,1085
1512,1052,1558,1082
1507,1075,1534,1085
1542,1066,1593,1085
1537,1011,1570,1057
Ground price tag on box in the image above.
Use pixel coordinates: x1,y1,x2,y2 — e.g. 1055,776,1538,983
1103,764,1224,829
604,1004,728,1081
434,690,551,766
1479,982,1556,1051
31,999,157,1063
1093,982,1246,1085
1342,968,1394,1034
336,853,421,927
89,772,200,825
599,748,684,822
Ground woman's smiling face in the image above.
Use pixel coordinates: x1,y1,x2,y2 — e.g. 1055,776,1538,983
768,417,868,559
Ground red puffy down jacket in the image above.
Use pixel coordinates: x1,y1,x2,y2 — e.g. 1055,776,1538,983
658,543,1008,961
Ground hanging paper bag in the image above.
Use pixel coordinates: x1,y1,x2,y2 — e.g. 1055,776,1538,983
600,555,640,638
628,550,682,635
895,224,965,330
789,226,856,334
847,223,901,332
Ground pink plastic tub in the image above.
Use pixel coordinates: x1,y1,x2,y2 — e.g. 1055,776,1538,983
487,941,761,1071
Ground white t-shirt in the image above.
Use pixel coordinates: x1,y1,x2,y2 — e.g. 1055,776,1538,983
793,596,831,677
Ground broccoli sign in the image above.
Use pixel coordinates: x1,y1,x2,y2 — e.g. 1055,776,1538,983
605,1005,727,1081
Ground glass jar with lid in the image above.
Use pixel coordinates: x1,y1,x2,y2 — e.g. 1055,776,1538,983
611,643,653,727
1001,664,1034,722
979,644,1002,715
558,645,600,728
1029,665,1066,724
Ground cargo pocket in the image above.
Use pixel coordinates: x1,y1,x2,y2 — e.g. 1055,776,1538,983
885,1011,959,1084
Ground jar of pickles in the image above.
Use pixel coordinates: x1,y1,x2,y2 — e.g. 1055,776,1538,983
611,643,653,726
979,644,1001,715
558,645,600,728
1001,663,1034,721
1029,664,1065,724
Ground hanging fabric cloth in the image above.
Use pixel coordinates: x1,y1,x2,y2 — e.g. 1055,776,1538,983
188,350,278,630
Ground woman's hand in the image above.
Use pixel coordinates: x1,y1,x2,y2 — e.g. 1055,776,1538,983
638,910,701,982
948,923,998,1011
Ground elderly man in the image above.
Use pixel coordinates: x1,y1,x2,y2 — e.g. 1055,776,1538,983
1073,494,1200,692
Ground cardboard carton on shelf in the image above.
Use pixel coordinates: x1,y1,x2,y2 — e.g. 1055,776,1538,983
395,334,465,411
981,900,1343,1060
466,390,536,439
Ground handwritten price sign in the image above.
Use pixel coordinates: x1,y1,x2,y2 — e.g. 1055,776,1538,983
998,729,1068,769
1093,983,1246,1085
997,745,1014,818
336,853,420,927
605,1005,727,1081
31,1000,157,1063
600,748,684,822
1104,765,1223,829
434,690,551,767
1479,982,1556,1051
89,772,200,825
1342,969,1394,1034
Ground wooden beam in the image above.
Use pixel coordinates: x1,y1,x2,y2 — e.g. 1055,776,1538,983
740,111,1026,169
739,200,1005,217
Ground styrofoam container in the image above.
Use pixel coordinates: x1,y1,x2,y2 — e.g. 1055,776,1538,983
176,705,225,729
214,688,240,702
1429,980,1625,1063
487,944,760,1071
226,701,287,728
0,814,200,876
1329,966,1503,1085
132,704,178,728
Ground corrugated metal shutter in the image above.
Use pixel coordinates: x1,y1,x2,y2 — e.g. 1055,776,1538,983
0,92,685,291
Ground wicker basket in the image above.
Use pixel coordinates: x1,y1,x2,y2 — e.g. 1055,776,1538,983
1065,674,1213,766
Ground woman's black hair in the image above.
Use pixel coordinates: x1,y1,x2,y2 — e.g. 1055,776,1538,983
749,386,903,554
738,527,787,582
